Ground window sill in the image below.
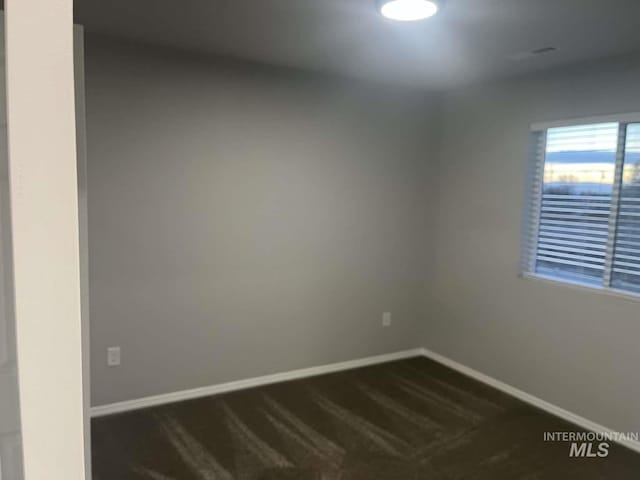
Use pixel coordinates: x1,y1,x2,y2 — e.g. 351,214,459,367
520,272,640,304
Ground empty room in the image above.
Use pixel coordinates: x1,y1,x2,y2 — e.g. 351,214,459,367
2,0,640,479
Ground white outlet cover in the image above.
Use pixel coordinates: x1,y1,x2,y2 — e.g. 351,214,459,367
382,312,392,327
107,347,121,367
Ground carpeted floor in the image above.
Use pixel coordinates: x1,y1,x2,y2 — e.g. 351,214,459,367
92,356,640,479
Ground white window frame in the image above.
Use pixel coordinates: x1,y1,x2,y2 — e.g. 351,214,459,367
521,112,640,303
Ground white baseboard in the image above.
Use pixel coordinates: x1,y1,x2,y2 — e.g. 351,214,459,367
420,347,640,454
90,345,640,455
90,348,424,417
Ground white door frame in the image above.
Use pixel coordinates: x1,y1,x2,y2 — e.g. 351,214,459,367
74,24,92,479
5,0,87,478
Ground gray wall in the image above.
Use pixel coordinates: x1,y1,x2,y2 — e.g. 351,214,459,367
86,34,640,433
426,56,640,434
85,37,439,406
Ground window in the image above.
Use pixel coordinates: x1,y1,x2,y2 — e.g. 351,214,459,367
522,116,640,296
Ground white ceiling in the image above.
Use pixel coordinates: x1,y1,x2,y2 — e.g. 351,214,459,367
74,0,640,90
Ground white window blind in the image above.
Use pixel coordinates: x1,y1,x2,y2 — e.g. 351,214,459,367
522,117,640,296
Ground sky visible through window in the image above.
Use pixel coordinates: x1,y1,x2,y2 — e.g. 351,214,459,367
543,123,618,195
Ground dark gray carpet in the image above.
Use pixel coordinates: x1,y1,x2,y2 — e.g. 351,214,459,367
92,356,640,479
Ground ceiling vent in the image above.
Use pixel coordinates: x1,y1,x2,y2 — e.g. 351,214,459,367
508,46,557,62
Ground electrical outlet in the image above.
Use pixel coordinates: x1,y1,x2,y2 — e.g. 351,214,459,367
107,346,121,367
382,312,392,327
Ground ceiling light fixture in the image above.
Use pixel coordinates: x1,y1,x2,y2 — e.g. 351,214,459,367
377,0,440,21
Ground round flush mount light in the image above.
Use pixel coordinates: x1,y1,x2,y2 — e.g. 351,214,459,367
377,0,440,21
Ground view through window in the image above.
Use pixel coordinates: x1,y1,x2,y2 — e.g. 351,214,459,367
523,119,640,295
